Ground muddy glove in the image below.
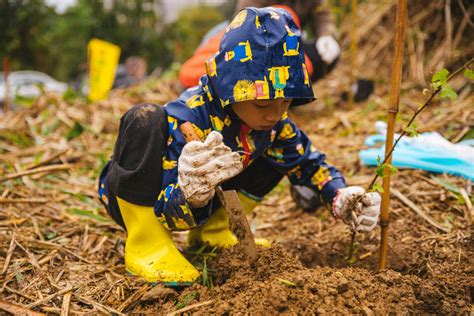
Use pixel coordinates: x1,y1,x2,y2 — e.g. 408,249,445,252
316,35,340,64
178,131,243,208
332,186,381,232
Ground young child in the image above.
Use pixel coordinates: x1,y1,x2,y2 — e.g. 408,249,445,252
98,7,381,286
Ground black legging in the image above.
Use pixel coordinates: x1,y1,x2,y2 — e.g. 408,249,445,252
98,103,284,229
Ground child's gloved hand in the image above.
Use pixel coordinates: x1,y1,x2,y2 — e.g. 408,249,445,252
178,131,243,208
332,186,381,232
315,35,340,64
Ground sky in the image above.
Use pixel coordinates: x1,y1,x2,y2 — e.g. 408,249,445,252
44,0,77,14
44,0,227,20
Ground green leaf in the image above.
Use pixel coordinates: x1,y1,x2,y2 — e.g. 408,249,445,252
46,232,57,240
431,68,449,90
443,214,455,230
62,87,79,102
404,122,419,137
430,176,461,194
389,165,398,175
371,183,384,193
440,85,457,100
276,278,297,287
66,208,112,223
456,194,465,205
376,164,385,177
432,68,449,84
175,292,199,310
66,122,84,140
464,69,474,80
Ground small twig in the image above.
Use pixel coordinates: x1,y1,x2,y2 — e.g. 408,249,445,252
19,237,95,264
459,188,473,223
76,294,126,315
391,188,450,233
15,240,41,273
27,286,75,308
0,198,49,204
167,300,214,316
24,147,70,170
1,234,16,274
457,0,473,27
0,163,74,182
0,299,45,316
60,292,72,316
116,284,150,312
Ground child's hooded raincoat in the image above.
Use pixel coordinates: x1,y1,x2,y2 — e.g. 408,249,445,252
103,7,346,230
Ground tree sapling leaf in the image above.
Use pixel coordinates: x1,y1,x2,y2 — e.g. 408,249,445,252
464,69,474,80
440,85,457,100
371,183,384,193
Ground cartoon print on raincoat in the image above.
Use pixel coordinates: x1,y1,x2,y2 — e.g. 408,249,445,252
100,7,346,231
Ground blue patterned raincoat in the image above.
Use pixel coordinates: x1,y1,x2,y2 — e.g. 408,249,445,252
105,7,346,230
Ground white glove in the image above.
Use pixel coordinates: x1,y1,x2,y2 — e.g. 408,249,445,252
178,131,243,208
315,35,340,64
333,186,381,232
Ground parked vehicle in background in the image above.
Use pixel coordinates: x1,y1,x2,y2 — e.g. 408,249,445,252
0,71,68,106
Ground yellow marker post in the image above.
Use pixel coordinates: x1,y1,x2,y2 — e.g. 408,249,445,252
88,39,121,101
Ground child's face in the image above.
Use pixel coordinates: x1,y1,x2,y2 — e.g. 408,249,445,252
231,99,291,130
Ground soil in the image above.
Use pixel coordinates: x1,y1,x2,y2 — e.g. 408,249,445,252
133,181,472,314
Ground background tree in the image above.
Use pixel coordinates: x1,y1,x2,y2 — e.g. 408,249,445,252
167,5,226,64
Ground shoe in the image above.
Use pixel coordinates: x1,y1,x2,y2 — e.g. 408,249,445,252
290,184,322,212
188,192,270,248
117,197,200,285
341,79,374,103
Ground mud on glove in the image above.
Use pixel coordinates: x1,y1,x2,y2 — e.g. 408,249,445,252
333,186,381,232
178,131,243,208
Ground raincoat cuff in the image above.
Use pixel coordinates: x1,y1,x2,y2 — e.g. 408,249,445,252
321,177,346,207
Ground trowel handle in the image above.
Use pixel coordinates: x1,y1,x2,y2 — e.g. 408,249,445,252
179,121,258,264
180,121,201,143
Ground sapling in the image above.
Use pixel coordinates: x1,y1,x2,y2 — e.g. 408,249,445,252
346,58,474,266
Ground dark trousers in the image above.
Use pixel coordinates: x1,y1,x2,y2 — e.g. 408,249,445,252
303,40,339,82
99,104,283,229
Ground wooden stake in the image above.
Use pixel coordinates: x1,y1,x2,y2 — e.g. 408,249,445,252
349,0,358,107
379,0,408,271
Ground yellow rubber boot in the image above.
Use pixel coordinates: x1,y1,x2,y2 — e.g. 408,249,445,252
188,192,270,248
117,197,200,285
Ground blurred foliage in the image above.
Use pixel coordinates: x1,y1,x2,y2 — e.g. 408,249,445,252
167,5,225,63
0,0,229,82
0,0,56,74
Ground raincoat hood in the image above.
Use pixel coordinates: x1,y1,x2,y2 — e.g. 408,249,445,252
205,7,315,107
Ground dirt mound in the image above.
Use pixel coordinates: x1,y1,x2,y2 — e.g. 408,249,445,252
135,245,470,314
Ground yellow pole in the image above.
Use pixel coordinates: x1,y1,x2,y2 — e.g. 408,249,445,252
379,0,408,270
